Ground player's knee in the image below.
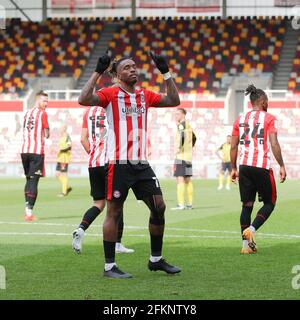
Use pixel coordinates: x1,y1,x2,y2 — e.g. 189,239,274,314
94,200,105,211
243,201,254,207
150,202,165,225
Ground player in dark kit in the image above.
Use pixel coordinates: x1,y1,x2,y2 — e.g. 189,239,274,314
231,84,286,254
78,51,181,278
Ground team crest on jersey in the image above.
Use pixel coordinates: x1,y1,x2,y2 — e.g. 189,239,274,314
113,190,121,198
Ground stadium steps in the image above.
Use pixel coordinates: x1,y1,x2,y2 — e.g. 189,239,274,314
75,22,121,89
272,21,300,90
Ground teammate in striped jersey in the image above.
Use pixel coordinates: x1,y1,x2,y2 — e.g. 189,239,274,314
78,51,181,278
72,105,134,254
231,84,286,254
21,90,50,221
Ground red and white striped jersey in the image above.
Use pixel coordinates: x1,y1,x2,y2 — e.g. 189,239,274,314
82,106,107,167
96,86,161,161
232,110,277,169
21,107,49,155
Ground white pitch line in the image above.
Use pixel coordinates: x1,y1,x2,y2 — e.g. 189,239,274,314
0,221,300,239
0,231,298,240
0,232,237,239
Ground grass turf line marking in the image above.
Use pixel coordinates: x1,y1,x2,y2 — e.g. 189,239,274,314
0,231,299,240
1,221,300,239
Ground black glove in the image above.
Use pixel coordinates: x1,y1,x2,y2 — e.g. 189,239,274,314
150,51,169,74
95,51,111,74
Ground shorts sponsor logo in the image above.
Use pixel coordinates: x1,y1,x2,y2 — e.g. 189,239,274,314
113,190,121,198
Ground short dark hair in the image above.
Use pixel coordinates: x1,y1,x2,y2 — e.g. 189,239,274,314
245,84,266,104
36,90,48,97
108,57,133,78
177,108,186,115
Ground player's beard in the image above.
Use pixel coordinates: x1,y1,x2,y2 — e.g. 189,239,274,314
127,76,138,86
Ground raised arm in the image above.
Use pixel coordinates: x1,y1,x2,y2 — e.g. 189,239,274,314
78,52,111,106
150,52,180,107
269,132,286,183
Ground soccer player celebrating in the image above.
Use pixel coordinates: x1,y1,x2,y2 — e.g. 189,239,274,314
72,104,134,254
216,135,232,191
78,51,181,278
231,84,286,254
172,108,197,210
21,90,50,221
55,124,72,197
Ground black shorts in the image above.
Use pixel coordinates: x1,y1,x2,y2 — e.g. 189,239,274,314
106,161,162,202
89,166,106,201
56,163,69,173
21,153,45,177
239,165,277,204
173,160,193,177
221,162,232,173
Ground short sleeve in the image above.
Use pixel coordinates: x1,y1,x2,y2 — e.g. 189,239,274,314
144,89,161,107
96,88,112,109
232,118,240,137
41,111,49,129
267,115,277,134
82,108,89,129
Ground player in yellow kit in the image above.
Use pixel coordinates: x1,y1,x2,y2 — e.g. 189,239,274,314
55,124,72,197
216,135,232,190
172,108,197,210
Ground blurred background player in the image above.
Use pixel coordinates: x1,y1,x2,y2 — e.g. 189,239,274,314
231,84,287,254
72,94,134,254
216,135,232,191
172,108,197,210
55,124,72,197
78,51,181,278
21,90,50,221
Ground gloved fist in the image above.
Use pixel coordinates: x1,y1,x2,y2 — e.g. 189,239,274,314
95,51,111,74
150,51,169,74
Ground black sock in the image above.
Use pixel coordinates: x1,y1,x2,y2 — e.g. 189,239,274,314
25,178,30,203
252,203,275,231
150,234,163,257
240,206,253,236
117,215,124,243
103,240,116,263
25,176,40,208
79,206,101,231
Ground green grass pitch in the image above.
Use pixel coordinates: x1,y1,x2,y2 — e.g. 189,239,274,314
0,177,300,300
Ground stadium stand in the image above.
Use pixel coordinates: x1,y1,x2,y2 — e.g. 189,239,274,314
288,34,300,92
0,18,104,96
105,17,286,94
0,17,287,97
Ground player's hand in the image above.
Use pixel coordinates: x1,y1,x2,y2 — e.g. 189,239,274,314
150,51,169,74
231,168,239,184
279,166,286,183
95,51,111,74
